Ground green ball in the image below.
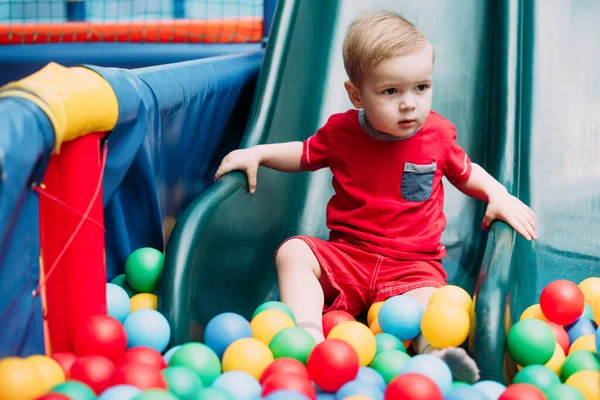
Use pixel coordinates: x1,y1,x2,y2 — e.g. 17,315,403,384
192,388,234,400
375,333,406,356
51,380,97,400
125,247,165,292
507,319,555,366
111,273,139,297
252,301,296,323
513,365,560,392
133,390,179,400
560,350,600,381
370,350,411,384
162,366,204,400
269,327,316,364
169,342,222,386
545,384,585,400
582,304,594,320
451,381,471,390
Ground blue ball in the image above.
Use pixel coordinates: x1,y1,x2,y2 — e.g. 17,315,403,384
355,367,386,392
264,390,310,400
378,295,423,340
444,386,489,400
473,380,507,400
596,326,600,354
212,371,261,400
204,312,252,358
123,309,171,352
565,317,596,343
163,345,181,364
336,380,384,400
317,394,336,400
98,384,141,400
106,283,131,323
399,354,452,395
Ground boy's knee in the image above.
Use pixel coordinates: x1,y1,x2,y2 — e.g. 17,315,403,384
275,238,320,276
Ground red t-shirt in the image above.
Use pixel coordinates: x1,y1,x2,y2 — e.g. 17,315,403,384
301,109,472,260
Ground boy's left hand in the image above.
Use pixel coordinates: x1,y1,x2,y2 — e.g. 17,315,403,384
482,191,537,240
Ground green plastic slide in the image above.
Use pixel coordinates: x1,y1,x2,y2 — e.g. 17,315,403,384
159,0,600,383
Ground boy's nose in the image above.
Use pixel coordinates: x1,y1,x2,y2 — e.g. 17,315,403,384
399,100,416,112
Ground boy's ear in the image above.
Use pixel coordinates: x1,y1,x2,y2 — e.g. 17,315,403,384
344,81,363,109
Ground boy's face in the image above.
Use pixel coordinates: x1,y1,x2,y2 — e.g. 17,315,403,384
345,45,434,138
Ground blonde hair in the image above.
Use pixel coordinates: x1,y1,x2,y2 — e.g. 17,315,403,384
343,11,432,84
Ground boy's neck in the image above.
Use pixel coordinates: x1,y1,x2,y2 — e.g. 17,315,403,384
358,109,420,141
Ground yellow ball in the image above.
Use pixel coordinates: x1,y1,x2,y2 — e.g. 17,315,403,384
26,355,65,391
545,343,566,376
569,334,597,355
594,296,600,325
421,303,470,348
428,285,472,314
369,318,383,335
565,370,600,400
0,357,47,400
130,293,158,312
250,309,295,346
579,277,600,306
222,337,274,380
367,302,384,326
520,304,548,322
328,321,376,366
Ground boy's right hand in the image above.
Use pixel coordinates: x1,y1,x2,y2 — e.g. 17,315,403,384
214,148,261,193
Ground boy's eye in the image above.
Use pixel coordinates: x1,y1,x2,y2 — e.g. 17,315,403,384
383,88,397,95
416,84,428,92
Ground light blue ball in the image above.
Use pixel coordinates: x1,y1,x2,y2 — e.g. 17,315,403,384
204,312,252,358
444,386,489,400
596,326,600,354
124,309,171,352
264,391,310,400
355,367,386,392
212,371,261,400
473,380,507,400
583,304,594,320
336,380,384,400
565,318,596,343
399,354,452,394
317,394,336,400
378,296,423,340
98,384,141,400
106,283,131,323
163,345,181,364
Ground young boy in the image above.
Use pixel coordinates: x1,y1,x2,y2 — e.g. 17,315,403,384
214,11,536,382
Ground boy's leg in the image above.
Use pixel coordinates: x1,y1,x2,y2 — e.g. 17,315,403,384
275,238,325,342
404,286,480,383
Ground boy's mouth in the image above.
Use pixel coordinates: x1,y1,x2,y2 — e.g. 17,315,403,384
398,119,416,128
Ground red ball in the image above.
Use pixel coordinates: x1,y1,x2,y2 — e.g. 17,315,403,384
307,339,359,392
74,315,127,363
109,362,167,390
119,346,167,370
322,310,356,338
539,280,585,325
260,357,309,385
546,322,570,354
68,355,116,394
499,383,546,400
262,373,317,400
36,395,71,400
51,352,78,375
385,373,443,400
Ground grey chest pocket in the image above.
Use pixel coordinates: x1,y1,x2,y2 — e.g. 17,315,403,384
401,162,436,202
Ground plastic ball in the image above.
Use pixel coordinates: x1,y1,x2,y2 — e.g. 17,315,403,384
130,293,158,312
498,383,546,400
262,373,316,399
250,309,295,346
68,355,116,394
253,301,296,323
111,274,139,297
545,343,566,375
369,319,383,335
399,354,452,395
428,285,472,314
212,370,262,400
98,384,141,400
579,277,600,306
125,247,164,293
162,346,181,365
74,315,127,362
565,318,596,344
264,391,311,400
367,302,384,326
569,334,597,354
322,310,356,338
355,367,386,392
192,387,235,400
259,357,309,384
565,370,600,399
317,394,336,400
120,347,167,370
124,309,171,353
222,337,273,380
444,386,488,400
540,280,585,325
583,304,594,320
50,380,97,400
547,322,570,354
204,312,253,358
108,362,167,390
421,302,470,348
472,380,507,400
597,326,600,354
595,297,600,324
560,350,600,381
26,355,65,391
107,283,131,322
520,304,548,322
336,380,384,400
133,390,179,400
513,365,561,393
451,381,471,390
328,321,376,366
374,333,406,356
370,350,410,384
507,319,555,366
545,384,585,400
0,357,46,400
36,395,71,400
51,352,78,376
378,295,423,340
168,342,221,386
384,373,443,400
269,327,317,364
161,366,203,400
307,339,359,392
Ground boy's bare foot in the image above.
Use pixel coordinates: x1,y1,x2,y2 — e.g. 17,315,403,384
297,321,325,343
432,347,480,383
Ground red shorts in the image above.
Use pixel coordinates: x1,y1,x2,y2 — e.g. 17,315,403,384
277,235,447,316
